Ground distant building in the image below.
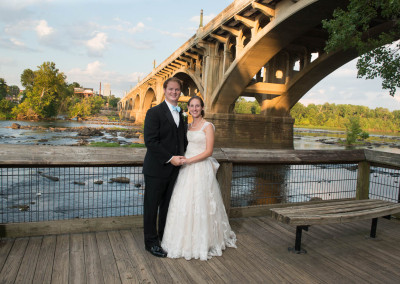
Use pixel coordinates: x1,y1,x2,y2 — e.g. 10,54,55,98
103,83,111,96
74,87,94,97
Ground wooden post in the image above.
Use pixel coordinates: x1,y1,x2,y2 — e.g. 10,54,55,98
356,161,370,200
216,162,233,216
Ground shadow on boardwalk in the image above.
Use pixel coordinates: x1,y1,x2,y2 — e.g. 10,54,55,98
1,216,400,283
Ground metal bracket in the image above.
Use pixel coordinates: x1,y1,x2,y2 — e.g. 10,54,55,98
288,225,309,254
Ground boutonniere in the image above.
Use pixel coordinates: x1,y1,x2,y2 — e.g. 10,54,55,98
182,112,188,124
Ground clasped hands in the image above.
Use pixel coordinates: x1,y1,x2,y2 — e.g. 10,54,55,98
170,156,188,166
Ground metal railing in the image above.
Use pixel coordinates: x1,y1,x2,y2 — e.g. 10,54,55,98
1,147,399,235
1,166,144,223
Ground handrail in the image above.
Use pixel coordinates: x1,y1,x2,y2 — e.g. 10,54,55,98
0,145,380,166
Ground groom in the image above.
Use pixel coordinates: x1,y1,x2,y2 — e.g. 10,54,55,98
142,77,188,257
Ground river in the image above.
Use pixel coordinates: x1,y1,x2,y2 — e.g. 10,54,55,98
1,119,400,152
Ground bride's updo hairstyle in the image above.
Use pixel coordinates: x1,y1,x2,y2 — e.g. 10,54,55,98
188,96,205,117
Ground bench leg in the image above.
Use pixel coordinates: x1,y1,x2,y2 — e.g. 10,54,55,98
370,218,378,238
289,226,308,254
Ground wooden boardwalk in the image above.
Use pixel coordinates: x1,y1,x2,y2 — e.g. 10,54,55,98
1,216,400,283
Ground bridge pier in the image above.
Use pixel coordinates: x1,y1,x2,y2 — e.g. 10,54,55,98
206,113,294,149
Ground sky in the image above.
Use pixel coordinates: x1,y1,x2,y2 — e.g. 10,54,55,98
1,0,399,111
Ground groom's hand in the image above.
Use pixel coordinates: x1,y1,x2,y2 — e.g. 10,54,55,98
171,156,185,166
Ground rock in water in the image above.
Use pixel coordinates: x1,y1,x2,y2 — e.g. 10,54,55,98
40,173,59,181
110,177,130,183
11,123,21,129
94,180,103,185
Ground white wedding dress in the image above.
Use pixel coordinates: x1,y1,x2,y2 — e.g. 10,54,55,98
161,122,237,261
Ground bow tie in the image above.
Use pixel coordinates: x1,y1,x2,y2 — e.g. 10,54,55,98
172,105,181,112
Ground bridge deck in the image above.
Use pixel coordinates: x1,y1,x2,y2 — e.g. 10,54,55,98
1,216,400,283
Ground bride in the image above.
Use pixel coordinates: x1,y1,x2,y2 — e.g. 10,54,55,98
161,96,237,261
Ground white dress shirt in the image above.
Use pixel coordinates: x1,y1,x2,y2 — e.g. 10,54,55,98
165,100,180,127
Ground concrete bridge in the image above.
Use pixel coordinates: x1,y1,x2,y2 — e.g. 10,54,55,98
119,0,392,149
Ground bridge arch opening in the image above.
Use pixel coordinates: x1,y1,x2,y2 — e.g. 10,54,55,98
133,95,140,112
173,72,202,99
143,88,156,112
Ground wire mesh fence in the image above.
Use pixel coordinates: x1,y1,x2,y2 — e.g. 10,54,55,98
369,166,400,203
1,162,399,224
0,166,144,223
231,163,358,207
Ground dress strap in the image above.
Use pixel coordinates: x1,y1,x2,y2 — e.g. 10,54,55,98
200,121,215,131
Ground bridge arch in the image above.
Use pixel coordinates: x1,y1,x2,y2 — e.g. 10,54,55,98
143,88,156,112
173,71,204,99
210,0,347,113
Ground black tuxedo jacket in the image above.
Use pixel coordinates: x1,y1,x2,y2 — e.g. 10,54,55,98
142,101,188,178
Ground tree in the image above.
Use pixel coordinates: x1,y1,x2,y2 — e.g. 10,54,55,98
322,0,400,96
346,117,369,145
20,69,35,90
108,95,120,108
0,78,7,100
14,62,68,119
8,85,20,98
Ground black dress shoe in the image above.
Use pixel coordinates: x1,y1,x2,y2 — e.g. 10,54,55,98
145,245,167,258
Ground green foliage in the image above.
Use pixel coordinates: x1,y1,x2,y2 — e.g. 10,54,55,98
0,78,7,100
13,62,68,119
89,142,121,147
20,69,35,90
291,102,399,133
0,99,15,119
107,95,120,108
68,96,105,118
8,85,20,98
322,0,400,96
234,97,261,114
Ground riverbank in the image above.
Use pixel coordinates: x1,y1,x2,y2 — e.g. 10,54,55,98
0,119,144,147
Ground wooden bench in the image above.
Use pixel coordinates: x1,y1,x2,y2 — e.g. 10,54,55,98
270,199,400,254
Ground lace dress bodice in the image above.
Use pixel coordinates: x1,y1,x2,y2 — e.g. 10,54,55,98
185,121,213,158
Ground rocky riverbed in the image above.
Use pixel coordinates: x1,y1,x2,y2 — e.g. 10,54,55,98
1,120,144,146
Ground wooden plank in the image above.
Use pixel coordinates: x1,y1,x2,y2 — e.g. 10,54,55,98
32,235,56,284
0,238,28,283
245,217,373,283
83,233,104,284
131,230,175,283
0,239,14,271
52,234,70,284
286,204,400,225
95,232,121,284
14,237,42,283
237,218,324,283
118,230,158,283
69,234,86,284
107,230,142,283
273,201,393,219
270,199,383,215
3,215,143,238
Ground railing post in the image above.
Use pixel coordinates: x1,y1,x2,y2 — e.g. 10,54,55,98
356,161,370,200
216,162,233,216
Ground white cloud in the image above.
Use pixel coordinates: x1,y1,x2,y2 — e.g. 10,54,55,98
66,61,145,97
160,30,187,39
190,13,216,26
86,32,108,56
128,22,145,34
10,38,26,47
35,19,54,38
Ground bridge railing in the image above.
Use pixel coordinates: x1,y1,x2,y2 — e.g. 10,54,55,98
1,146,399,237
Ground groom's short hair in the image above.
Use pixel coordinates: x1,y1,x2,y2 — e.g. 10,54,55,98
163,77,183,90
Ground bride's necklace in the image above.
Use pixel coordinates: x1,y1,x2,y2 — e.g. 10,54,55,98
191,118,204,130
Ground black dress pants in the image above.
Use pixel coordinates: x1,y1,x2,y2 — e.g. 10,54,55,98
143,168,179,247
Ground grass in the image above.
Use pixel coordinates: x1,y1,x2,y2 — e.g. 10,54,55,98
88,141,145,148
